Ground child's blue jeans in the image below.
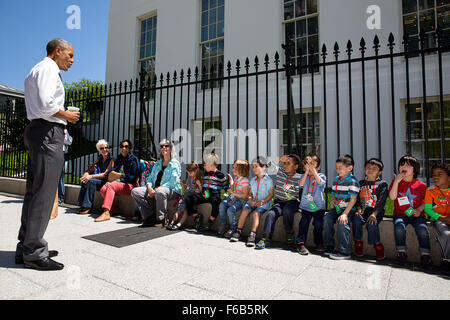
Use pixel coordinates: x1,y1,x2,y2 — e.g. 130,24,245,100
324,208,360,255
393,215,430,255
296,209,324,245
219,197,245,230
352,208,383,245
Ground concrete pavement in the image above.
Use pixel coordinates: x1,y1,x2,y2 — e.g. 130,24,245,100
0,193,449,300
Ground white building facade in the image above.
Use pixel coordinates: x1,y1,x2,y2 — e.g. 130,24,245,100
103,0,450,184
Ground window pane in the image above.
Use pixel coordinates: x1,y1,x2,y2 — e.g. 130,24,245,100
202,44,209,59
426,102,441,119
146,32,151,44
141,33,146,45
210,41,218,57
202,11,208,26
217,40,224,56
308,16,319,35
403,13,418,35
209,23,217,39
153,29,157,41
403,0,417,14
151,43,156,56
285,22,295,41
307,0,317,14
428,120,443,139
218,0,224,6
141,20,147,32
284,2,294,20
210,0,216,9
140,46,145,59
437,5,450,29
295,0,306,17
202,27,208,42
296,19,307,38
153,16,157,28
217,21,224,37
309,35,319,53
218,6,224,21
419,0,435,10
210,8,217,24
420,9,436,32
202,0,208,11
297,37,307,56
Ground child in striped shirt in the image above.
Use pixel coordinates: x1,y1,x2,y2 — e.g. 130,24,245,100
218,160,250,238
324,154,360,260
255,154,302,250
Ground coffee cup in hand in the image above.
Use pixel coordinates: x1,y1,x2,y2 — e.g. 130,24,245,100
67,106,80,112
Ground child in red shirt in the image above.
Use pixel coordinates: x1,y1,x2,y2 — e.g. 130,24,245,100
389,155,431,268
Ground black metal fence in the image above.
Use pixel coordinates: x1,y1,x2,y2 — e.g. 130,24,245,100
0,29,448,187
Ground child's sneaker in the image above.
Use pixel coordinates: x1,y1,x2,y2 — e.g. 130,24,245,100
315,244,325,252
396,251,407,265
329,252,351,260
246,233,256,247
374,243,385,260
255,238,270,250
296,243,309,255
225,229,234,239
420,254,432,269
204,219,214,231
285,231,295,245
194,214,203,230
230,231,241,242
217,224,226,236
324,246,334,256
354,240,364,257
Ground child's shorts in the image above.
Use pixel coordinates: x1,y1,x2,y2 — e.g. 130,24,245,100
243,202,267,215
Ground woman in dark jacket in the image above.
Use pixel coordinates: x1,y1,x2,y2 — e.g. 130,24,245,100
95,139,140,222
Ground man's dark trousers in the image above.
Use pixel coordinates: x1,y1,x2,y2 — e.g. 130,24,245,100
16,120,64,262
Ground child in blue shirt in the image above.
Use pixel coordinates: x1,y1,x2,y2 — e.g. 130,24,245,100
230,156,274,246
296,154,327,255
324,154,360,260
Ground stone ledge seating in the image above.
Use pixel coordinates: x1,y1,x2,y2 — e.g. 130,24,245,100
0,177,442,266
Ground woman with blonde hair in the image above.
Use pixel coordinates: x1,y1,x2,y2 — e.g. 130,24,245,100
131,139,182,226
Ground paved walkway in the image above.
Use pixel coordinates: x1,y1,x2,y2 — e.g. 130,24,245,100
0,193,449,300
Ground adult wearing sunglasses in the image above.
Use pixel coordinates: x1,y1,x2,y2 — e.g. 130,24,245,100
131,139,182,227
95,139,140,222
77,139,114,215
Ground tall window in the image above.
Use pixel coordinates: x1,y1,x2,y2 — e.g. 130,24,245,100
201,0,224,89
194,118,222,162
283,0,319,74
281,110,321,156
402,0,450,52
139,16,157,83
405,98,450,177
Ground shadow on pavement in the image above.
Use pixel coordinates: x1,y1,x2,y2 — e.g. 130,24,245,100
1,200,23,204
0,251,24,269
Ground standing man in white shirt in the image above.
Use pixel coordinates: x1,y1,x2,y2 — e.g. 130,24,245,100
16,38,80,271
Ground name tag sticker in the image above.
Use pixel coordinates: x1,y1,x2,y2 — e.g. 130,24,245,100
397,196,410,207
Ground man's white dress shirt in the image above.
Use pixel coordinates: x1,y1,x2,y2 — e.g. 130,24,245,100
24,57,67,125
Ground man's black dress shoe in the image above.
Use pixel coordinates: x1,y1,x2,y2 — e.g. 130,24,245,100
15,250,59,265
24,257,64,271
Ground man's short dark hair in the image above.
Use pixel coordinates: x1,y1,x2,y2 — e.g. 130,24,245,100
46,38,70,55
398,155,420,178
431,162,450,176
120,139,133,150
365,158,384,172
336,154,354,167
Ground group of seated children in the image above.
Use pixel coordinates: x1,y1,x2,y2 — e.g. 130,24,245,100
167,152,449,273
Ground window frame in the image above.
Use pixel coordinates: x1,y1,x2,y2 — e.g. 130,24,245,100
281,0,320,76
